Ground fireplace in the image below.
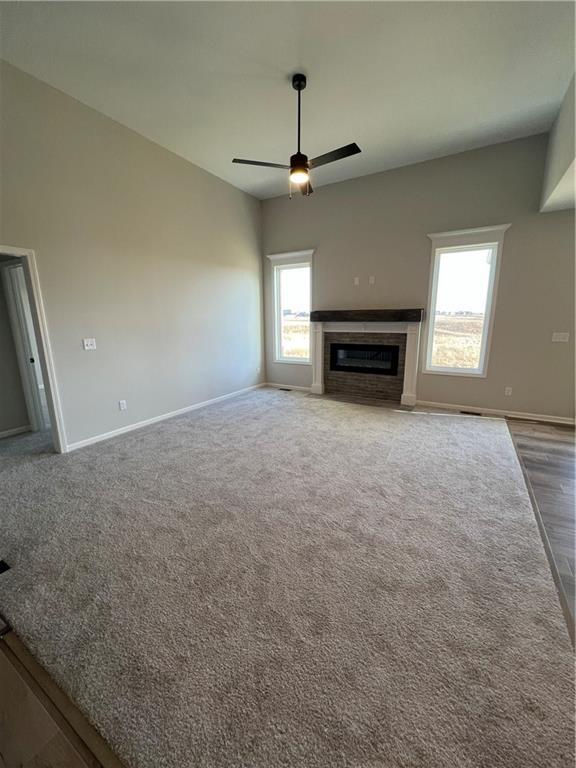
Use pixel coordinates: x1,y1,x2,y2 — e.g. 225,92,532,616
323,332,406,401
330,343,399,376
310,310,424,405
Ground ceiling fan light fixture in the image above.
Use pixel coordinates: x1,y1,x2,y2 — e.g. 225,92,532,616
289,168,309,185
232,72,361,197
289,152,309,185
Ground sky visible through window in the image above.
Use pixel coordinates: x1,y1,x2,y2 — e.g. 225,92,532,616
280,266,310,314
430,246,495,370
435,248,492,314
278,265,310,360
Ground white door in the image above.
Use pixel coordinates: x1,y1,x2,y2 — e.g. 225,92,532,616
1,264,46,431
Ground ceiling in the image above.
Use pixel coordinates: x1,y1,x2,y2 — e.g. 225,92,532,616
1,2,574,199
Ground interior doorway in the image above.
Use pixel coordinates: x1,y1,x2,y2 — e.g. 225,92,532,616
0,247,66,453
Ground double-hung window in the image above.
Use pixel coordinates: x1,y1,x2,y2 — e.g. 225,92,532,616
268,251,313,364
424,225,509,376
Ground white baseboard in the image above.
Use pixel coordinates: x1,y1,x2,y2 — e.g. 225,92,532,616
265,382,312,393
65,384,265,453
416,400,575,426
0,425,31,440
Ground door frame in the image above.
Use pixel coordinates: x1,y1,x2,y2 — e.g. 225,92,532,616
2,263,45,432
0,246,67,452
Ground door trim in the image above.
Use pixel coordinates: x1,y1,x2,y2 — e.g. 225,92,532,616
0,246,67,453
2,264,44,431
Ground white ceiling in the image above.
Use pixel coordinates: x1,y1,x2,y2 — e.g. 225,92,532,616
1,2,574,199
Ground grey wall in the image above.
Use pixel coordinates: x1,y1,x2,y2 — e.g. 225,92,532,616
0,276,28,434
0,63,263,446
541,76,575,212
262,135,575,419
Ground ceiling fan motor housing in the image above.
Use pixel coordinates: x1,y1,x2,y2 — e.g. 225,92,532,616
290,152,309,172
292,73,307,91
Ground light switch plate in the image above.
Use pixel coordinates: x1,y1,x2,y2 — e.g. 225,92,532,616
353,277,360,286
369,276,376,285
552,332,569,343
82,337,97,351
119,400,127,411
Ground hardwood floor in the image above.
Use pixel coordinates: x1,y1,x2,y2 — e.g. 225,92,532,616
507,419,575,641
0,631,122,768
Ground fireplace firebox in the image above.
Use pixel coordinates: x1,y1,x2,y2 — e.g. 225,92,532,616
329,343,399,376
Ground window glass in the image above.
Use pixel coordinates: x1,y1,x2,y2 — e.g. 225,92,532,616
276,264,310,361
427,245,496,373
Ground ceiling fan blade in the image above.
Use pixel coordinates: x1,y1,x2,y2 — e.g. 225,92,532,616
310,142,361,169
232,158,290,169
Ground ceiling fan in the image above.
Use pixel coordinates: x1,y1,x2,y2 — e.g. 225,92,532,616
232,73,361,196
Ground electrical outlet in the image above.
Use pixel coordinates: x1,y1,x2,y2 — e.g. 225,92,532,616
82,337,97,351
369,275,375,285
353,277,360,286
119,400,127,411
552,332,569,343
504,387,512,397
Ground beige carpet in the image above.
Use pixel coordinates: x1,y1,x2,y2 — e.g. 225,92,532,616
0,388,573,767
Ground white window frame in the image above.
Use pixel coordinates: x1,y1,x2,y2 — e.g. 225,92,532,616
423,225,510,377
267,250,313,365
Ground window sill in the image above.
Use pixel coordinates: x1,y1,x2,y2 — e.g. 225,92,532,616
423,367,487,378
274,358,312,366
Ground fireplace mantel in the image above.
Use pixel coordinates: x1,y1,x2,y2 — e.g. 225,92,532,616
310,318,422,405
310,308,423,323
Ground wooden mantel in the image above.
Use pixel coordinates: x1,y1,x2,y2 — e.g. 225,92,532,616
310,309,424,323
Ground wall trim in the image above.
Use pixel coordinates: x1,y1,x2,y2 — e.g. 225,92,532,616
65,384,265,452
427,223,512,240
266,382,312,392
266,249,314,263
0,425,31,440
416,400,575,426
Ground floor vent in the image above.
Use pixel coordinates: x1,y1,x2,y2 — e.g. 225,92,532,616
278,388,292,391
459,410,482,416
0,560,11,575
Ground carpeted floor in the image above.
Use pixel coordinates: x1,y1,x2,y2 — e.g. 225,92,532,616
0,388,573,767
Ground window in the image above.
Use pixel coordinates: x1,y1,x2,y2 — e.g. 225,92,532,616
268,251,312,364
424,226,509,376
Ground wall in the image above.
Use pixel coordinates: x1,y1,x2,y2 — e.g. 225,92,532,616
0,274,29,435
541,76,575,212
262,136,575,419
0,63,263,447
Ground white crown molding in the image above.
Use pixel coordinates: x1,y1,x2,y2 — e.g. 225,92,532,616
266,249,314,263
427,224,511,240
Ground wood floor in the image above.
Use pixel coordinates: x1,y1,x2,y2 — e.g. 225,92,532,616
507,419,575,640
0,629,122,768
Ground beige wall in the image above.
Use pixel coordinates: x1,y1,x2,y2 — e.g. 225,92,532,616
0,276,28,434
263,136,575,419
541,76,575,212
0,63,263,446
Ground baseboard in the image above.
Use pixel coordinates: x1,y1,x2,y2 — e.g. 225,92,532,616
0,425,31,440
265,382,312,393
416,400,575,426
65,384,265,453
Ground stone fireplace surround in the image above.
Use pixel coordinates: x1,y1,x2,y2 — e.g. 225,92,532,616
309,309,424,406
